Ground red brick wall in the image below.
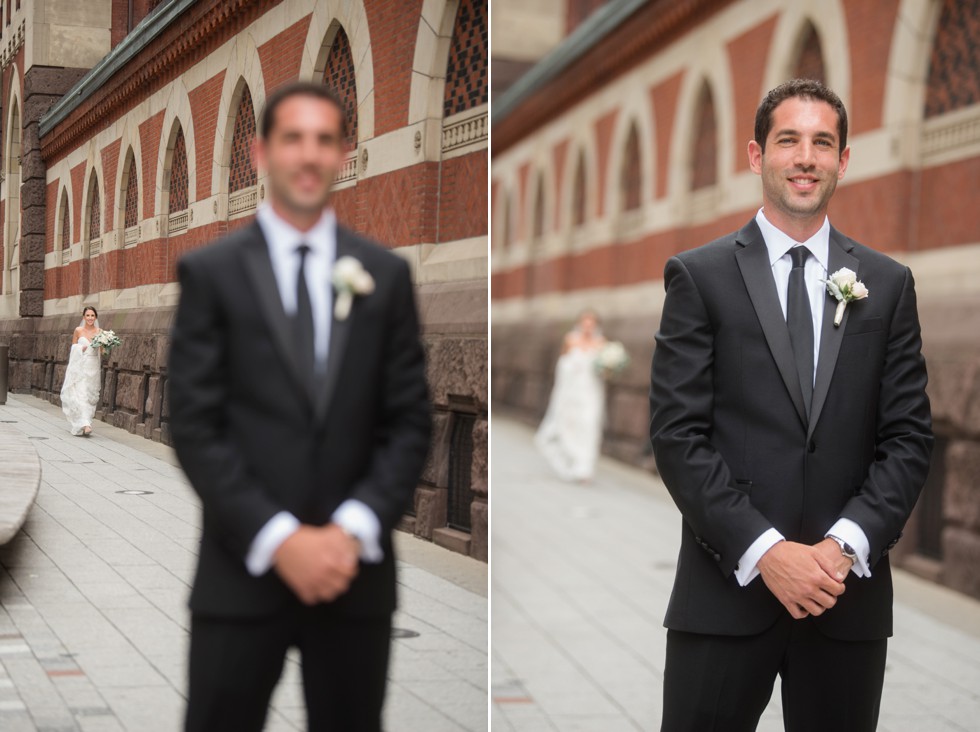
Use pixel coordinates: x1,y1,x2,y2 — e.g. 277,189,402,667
593,110,618,216
650,72,683,199
70,163,86,244
101,139,122,231
440,151,488,242
138,111,164,219
551,140,569,231
842,0,899,134
726,15,777,172
364,0,423,135
258,16,310,96
188,71,226,199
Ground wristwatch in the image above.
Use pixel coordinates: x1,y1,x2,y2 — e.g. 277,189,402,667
827,534,857,563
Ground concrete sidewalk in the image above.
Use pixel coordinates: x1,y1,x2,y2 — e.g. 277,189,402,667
491,416,980,732
0,393,487,731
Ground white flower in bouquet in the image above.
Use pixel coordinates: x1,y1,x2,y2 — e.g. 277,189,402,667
91,330,122,356
332,256,375,321
594,341,630,378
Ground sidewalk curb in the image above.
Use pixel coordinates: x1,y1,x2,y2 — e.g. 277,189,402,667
0,423,41,544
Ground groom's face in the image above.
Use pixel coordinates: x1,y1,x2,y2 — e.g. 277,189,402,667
254,95,345,217
748,97,850,225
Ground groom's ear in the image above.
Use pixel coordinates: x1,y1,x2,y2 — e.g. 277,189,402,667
748,140,763,175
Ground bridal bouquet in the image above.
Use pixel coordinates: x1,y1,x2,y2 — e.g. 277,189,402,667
594,341,630,378
91,330,122,357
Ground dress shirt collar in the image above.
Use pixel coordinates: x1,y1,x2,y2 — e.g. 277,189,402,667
755,208,830,273
256,203,336,258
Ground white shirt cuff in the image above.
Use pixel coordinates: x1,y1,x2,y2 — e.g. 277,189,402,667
734,528,785,586
827,518,871,578
245,511,300,577
332,500,383,564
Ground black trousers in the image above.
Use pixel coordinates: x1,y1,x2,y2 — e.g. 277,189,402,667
661,614,887,732
185,605,392,732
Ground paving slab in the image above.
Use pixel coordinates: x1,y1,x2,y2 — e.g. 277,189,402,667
491,416,980,732
0,394,487,731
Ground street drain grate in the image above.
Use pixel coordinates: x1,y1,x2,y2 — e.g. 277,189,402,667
115,490,154,496
391,628,420,639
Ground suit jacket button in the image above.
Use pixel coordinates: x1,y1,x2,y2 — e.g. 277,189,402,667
808,440,816,453
713,553,721,562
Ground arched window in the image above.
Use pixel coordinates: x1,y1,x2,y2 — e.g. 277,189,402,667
169,127,188,215
691,83,718,191
621,124,642,211
793,23,826,83
572,151,587,227
444,0,488,117
60,191,71,260
123,150,139,230
532,175,545,243
229,84,257,193
324,27,358,147
87,174,101,256
925,0,980,118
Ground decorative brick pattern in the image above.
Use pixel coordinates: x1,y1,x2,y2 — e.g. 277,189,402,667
124,152,139,229
691,83,718,190
324,27,359,147
794,23,825,82
168,127,188,214
60,194,70,251
573,151,586,227
88,178,101,240
621,124,641,211
229,84,257,193
444,0,488,117
925,0,980,118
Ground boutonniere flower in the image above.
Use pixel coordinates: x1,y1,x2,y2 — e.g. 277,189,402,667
332,256,375,321
820,268,868,327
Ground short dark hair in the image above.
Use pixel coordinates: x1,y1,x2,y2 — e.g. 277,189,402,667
259,81,349,141
754,79,848,154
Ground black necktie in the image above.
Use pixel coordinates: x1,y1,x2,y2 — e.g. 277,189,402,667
787,246,814,419
294,244,315,395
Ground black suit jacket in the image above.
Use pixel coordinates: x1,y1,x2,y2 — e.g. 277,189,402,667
649,219,933,641
169,221,431,620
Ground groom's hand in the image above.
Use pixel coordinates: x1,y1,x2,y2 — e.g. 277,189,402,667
757,541,846,620
273,524,360,605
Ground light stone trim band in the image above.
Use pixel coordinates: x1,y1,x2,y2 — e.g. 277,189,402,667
337,151,359,185
124,225,140,248
228,185,257,218
167,210,189,235
90,237,102,257
921,104,980,165
442,106,488,154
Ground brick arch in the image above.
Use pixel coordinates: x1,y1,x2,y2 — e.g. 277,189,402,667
82,166,102,258
113,116,146,252
924,0,980,118
443,0,487,118
228,81,258,193
213,32,267,201
322,23,359,147
763,2,850,108
301,1,375,142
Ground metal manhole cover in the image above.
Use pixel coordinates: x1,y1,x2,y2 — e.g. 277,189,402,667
391,628,419,639
115,490,154,496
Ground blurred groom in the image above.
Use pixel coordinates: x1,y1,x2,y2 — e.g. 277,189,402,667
169,82,431,731
650,79,932,731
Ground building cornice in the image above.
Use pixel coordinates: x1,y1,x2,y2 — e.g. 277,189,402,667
491,0,733,156
39,0,269,162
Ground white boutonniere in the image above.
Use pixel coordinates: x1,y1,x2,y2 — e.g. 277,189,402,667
820,267,868,327
332,256,375,321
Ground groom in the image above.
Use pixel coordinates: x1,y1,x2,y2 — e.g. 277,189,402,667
649,79,932,731
169,82,431,731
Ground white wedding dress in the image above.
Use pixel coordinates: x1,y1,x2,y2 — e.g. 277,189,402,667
535,347,606,481
61,336,102,435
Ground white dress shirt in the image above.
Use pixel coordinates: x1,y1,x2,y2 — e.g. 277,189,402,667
244,205,383,577
733,209,870,586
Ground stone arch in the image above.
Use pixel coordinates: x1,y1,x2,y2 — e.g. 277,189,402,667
321,22,360,147
882,0,943,133
792,20,826,82
300,1,375,141
155,81,197,219
605,91,655,216
82,164,103,259
408,0,459,126
763,2,851,107
213,32,267,203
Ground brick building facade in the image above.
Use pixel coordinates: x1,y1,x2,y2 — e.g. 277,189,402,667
0,0,488,560
492,0,980,595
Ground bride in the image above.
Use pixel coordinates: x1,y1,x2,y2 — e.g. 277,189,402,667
61,306,103,436
535,310,607,482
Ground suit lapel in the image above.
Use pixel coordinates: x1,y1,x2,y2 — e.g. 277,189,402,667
808,228,859,440
241,224,309,397
735,221,808,428
314,228,357,423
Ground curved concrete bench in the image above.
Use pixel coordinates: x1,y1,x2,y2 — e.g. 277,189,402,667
0,425,41,544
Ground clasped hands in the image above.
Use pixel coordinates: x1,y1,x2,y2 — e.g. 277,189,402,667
757,538,854,620
273,523,361,605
